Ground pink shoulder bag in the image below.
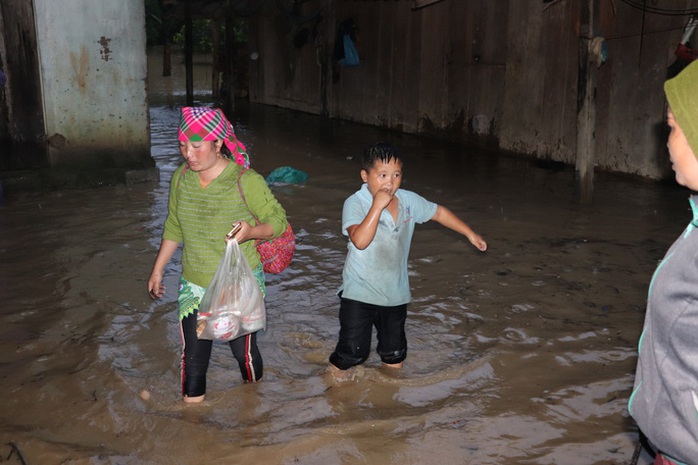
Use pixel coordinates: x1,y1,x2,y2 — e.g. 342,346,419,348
237,169,295,274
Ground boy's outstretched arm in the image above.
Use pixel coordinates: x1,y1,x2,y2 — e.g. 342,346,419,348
431,205,487,251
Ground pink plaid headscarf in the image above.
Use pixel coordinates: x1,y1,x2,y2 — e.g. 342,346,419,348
178,106,249,168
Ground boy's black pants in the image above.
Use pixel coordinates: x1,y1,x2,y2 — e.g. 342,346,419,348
329,296,407,370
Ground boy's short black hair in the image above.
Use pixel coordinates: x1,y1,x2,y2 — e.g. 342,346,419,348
361,142,403,171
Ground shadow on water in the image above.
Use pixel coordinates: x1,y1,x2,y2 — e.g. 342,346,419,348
0,48,685,464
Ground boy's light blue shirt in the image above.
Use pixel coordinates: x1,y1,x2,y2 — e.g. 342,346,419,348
340,183,438,306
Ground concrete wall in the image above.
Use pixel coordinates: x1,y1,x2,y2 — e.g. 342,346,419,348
248,0,691,179
0,0,155,190
34,0,152,169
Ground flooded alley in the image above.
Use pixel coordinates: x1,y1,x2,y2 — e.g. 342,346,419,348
0,53,687,465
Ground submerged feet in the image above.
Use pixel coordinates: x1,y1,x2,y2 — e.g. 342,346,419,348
326,364,367,384
382,361,403,369
182,377,262,403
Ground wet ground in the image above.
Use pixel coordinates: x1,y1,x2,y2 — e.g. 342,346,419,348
0,50,684,464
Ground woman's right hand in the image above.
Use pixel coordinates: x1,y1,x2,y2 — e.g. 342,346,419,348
148,272,165,299
147,239,179,300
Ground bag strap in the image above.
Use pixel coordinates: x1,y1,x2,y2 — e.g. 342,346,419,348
175,164,189,190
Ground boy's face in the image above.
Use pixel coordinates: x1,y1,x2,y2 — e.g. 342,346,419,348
667,107,698,190
361,158,403,197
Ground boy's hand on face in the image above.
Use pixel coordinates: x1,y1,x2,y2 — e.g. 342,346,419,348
373,189,394,210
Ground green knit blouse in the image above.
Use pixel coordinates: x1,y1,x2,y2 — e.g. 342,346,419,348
163,161,288,288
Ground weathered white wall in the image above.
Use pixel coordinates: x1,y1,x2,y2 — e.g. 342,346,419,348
34,0,150,168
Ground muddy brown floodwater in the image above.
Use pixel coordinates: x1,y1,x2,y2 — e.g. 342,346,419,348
0,51,683,464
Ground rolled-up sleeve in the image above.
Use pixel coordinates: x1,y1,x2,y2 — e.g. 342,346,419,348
241,170,288,238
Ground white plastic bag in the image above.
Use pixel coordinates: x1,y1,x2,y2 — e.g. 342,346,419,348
196,238,266,342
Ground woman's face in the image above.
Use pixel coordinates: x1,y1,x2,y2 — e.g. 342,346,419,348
179,140,223,172
667,107,698,190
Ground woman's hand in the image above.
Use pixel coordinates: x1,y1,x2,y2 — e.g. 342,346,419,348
226,220,254,244
147,239,179,300
226,220,275,244
148,272,166,299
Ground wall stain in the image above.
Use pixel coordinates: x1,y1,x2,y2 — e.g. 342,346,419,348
99,37,112,62
47,133,67,149
70,45,89,92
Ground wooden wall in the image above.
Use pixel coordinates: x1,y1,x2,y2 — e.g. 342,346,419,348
0,0,47,170
249,0,695,179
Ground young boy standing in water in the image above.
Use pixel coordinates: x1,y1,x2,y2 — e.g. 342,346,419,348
329,142,487,377
629,60,698,464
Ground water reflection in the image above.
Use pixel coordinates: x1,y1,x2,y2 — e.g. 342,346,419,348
0,49,683,464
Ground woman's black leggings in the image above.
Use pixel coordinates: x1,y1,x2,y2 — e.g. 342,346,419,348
180,311,263,398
